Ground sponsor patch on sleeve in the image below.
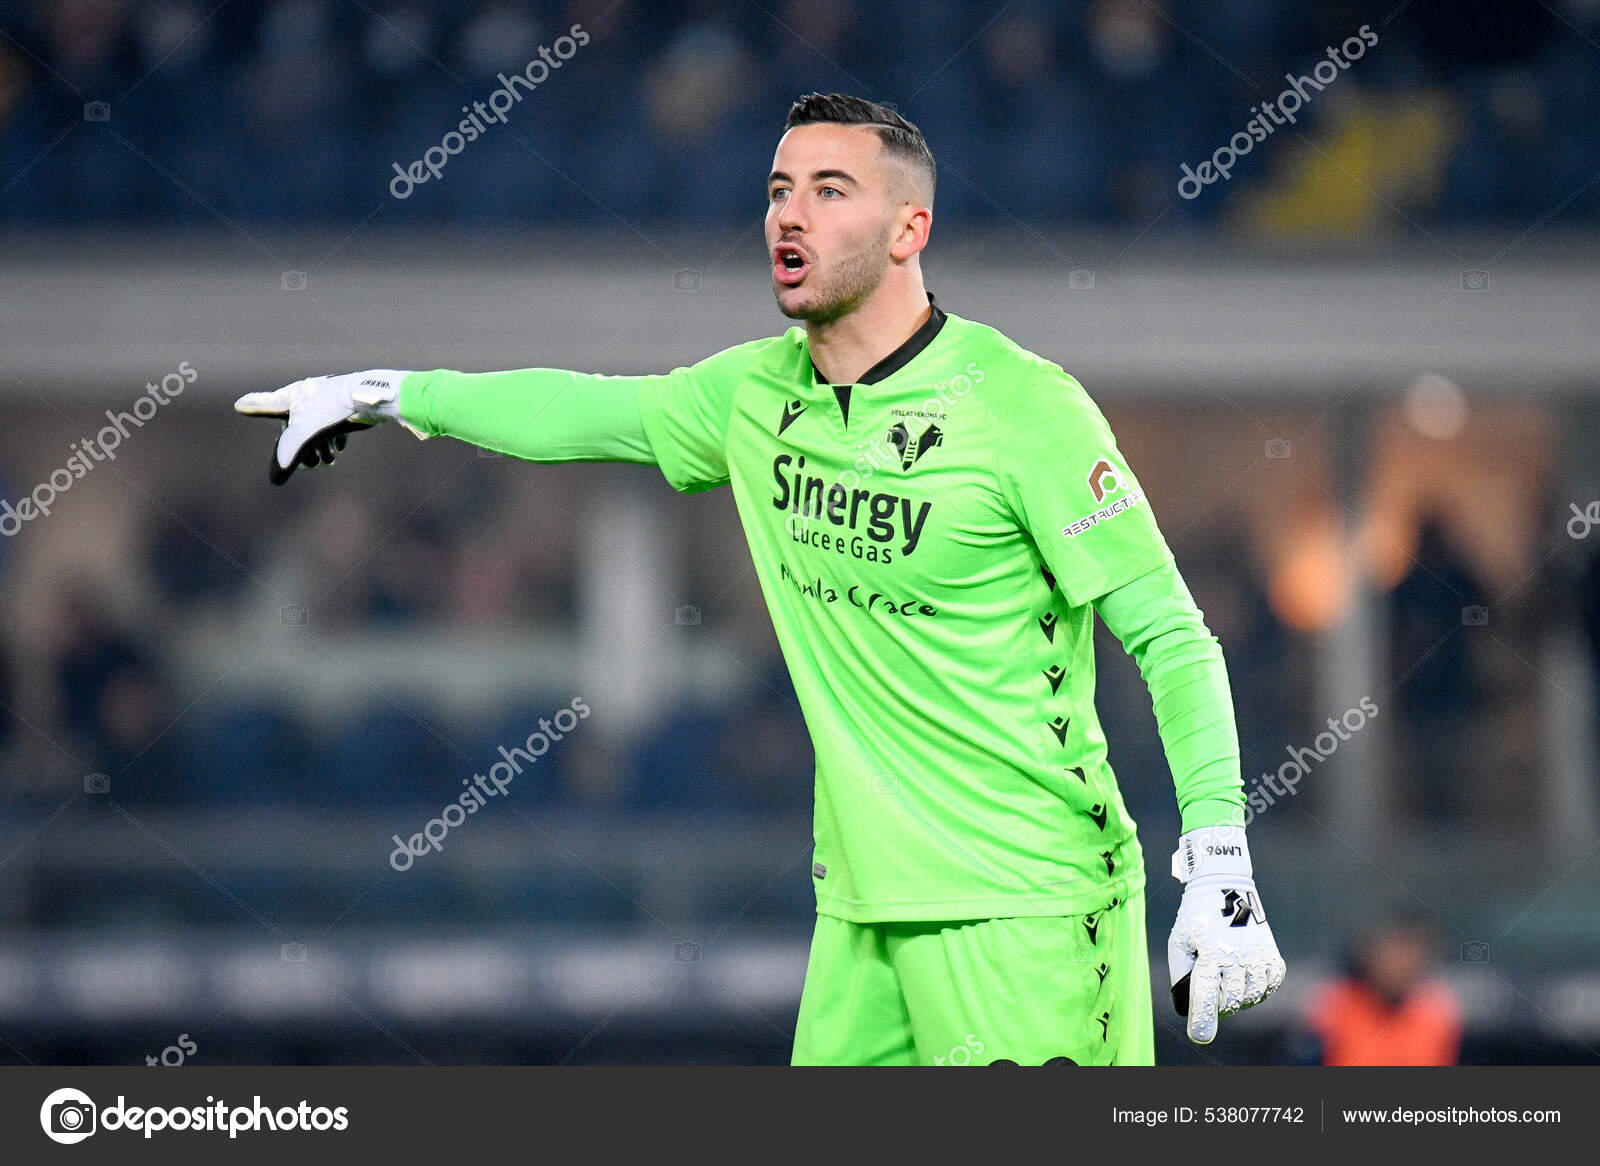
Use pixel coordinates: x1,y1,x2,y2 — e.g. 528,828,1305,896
1061,488,1146,538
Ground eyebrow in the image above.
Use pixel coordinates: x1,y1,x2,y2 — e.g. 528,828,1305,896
768,169,861,188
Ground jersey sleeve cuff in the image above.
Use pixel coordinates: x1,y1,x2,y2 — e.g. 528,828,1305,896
396,371,438,440
1180,796,1247,834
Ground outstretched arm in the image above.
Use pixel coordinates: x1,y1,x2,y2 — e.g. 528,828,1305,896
234,367,658,484
235,336,766,487
399,368,656,464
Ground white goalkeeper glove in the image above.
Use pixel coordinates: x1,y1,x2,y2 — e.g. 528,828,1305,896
1167,824,1286,1045
234,369,415,484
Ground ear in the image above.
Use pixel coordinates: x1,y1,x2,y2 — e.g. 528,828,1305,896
889,204,932,261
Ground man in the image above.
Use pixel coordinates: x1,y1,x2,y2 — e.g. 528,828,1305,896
1302,912,1461,1066
237,93,1285,1065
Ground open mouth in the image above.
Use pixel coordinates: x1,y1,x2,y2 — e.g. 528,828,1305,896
773,242,810,286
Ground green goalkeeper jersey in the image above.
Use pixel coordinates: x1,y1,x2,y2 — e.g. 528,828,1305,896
402,295,1238,922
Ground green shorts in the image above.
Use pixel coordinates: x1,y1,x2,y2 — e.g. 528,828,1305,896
791,892,1155,1066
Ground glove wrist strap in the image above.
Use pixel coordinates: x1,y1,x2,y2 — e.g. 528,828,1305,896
1171,825,1253,883
348,370,409,421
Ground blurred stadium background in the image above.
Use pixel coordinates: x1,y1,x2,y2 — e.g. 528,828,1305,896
2,0,1599,1066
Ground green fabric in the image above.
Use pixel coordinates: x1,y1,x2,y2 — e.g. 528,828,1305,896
399,366,657,463
1094,561,1248,834
637,315,1170,922
395,312,1243,922
791,894,1155,1065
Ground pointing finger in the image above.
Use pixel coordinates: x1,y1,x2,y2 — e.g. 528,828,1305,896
234,389,290,416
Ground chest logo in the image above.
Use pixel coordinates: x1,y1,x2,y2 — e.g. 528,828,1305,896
888,421,943,470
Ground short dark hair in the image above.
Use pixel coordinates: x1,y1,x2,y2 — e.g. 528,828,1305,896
783,92,936,207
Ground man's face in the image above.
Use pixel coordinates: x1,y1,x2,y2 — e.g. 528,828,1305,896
765,123,905,324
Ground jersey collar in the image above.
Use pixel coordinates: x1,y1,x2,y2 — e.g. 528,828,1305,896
808,291,947,387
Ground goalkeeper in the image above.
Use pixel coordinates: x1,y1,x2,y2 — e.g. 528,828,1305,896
237,93,1285,1065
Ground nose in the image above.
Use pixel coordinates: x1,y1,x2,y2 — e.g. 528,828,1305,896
776,191,806,235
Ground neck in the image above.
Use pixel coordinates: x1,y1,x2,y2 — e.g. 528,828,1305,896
806,274,931,385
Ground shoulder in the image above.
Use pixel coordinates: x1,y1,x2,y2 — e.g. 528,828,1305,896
943,314,1095,420
690,327,807,379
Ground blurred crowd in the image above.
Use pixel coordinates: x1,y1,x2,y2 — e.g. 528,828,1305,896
4,412,1595,833
1,0,1599,231
0,446,816,815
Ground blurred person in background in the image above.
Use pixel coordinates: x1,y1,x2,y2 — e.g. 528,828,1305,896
1296,910,1462,1065
145,501,257,611
54,585,180,804
1387,514,1487,825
